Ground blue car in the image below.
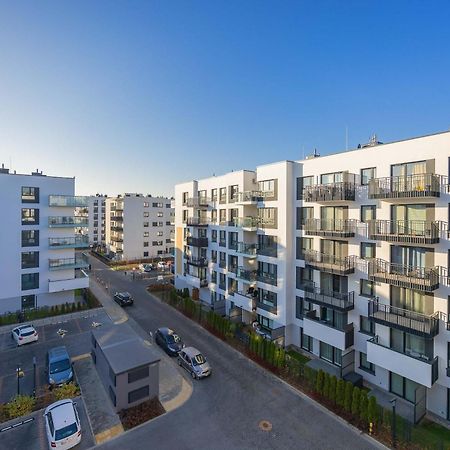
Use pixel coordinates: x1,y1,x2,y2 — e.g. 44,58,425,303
47,346,73,388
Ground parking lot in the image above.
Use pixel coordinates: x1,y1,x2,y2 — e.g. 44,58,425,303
0,396,95,450
0,309,112,403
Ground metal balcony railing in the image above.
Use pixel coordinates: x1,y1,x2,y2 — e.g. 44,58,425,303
302,218,357,237
186,256,208,267
368,173,445,199
236,191,263,203
257,244,277,258
368,220,445,244
257,217,277,228
299,281,355,311
186,197,211,208
303,181,356,202
233,217,259,229
303,250,356,275
186,237,209,247
49,195,89,207
256,271,277,286
368,299,439,338
368,258,442,292
186,217,210,226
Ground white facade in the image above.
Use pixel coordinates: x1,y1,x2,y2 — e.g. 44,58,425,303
0,168,90,314
175,130,450,423
78,195,107,247
105,194,174,261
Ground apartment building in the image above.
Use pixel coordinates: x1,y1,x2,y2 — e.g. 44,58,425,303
0,167,90,314
77,195,107,247
105,194,174,261
174,130,450,423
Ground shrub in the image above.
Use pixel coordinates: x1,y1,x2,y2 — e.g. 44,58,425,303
322,373,330,398
344,381,353,412
182,288,189,298
329,376,337,404
6,395,35,419
53,382,80,401
351,387,361,416
368,395,378,425
315,370,325,394
359,391,368,423
336,379,345,407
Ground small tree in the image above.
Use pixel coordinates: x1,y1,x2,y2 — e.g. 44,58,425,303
6,395,35,419
344,381,353,412
351,387,361,416
315,370,325,394
359,391,369,423
329,376,337,404
322,373,330,398
336,379,345,407
368,395,378,425
54,382,80,401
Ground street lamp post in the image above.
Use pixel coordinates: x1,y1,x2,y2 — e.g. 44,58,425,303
390,398,397,448
33,357,37,397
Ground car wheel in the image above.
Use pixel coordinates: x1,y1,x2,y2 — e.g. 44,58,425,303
190,371,197,380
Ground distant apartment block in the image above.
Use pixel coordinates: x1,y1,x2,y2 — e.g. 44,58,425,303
174,130,450,423
105,194,174,261
0,166,90,314
77,194,107,247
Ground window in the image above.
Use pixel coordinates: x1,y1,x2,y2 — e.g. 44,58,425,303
143,222,149,227
143,202,149,207
182,192,188,205
143,242,149,247
143,251,149,257
144,232,149,237
128,365,149,383
21,187,39,203
297,176,314,200
21,273,39,290
229,185,239,202
361,205,376,222
360,352,375,374
297,207,313,229
320,172,343,184
258,179,276,198
22,230,39,247
157,231,163,237
219,187,227,203
219,209,227,224
257,314,273,330
258,207,277,228
301,328,313,352
211,188,217,202
361,242,376,259
21,252,39,269
152,241,163,246
296,237,312,260
320,342,342,366
21,295,36,310
153,202,163,208
22,208,39,225
390,372,419,403
143,212,149,217
361,167,376,185
211,230,217,243
296,296,312,319
128,385,149,404
157,212,163,217
360,279,375,297
360,316,375,335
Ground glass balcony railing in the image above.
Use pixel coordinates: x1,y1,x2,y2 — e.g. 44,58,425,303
48,236,89,248
49,195,89,207
236,242,258,257
236,267,257,282
236,191,263,203
256,271,277,286
368,220,445,244
48,216,88,227
233,217,259,229
49,254,89,270
186,237,208,247
257,244,277,258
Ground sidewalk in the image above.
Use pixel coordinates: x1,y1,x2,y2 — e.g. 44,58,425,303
89,277,128,325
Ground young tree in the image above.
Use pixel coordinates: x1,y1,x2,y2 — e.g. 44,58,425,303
359,391,369,423
336,379,345,407
344,381,353,412
315,370,325,394
329,376,337,404
351,387,361,416
368,395,378,425
322,373,330,398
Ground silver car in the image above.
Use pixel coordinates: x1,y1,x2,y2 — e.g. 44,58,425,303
177,346,211,379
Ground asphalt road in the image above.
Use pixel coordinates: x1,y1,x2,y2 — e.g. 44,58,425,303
90,255,380,450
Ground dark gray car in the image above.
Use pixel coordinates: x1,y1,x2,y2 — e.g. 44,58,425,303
177,346,211,379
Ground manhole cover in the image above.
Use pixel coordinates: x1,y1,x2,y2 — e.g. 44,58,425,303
259,420,272,432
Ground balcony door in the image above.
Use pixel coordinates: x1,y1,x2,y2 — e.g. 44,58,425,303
391,286,432,316
321,206,347,231
320,273,347,295
391,204,427,235
321,239,347,258
391,245,426,271
391,161,427,192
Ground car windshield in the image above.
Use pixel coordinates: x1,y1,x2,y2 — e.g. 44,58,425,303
55,422,77,441
121,294,130,299
192,354,206,366
167,334,181,344
21,329,35,337
50,360,71,374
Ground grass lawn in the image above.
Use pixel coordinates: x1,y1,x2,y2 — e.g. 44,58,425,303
287,349,311,364
413,419,450,447
111,264,140,271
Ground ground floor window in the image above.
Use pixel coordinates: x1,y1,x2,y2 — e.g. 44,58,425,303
300,328,313,353
257,314,273,330
359,352,375,374
390,372,419,403
21,294,36,310
319,342,342,367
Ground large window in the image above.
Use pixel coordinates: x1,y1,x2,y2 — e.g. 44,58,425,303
361,205,376,222
128,365,149,384
128,385,149,404
297,176,314,200
360,316,375,335
321,172,343,184
360,279,375,297
21,208,39,225
301,328,313,352
21,295,36,310
21,273,39,290
229,185,239,202
21,187,40,203
258,179,275,196
320,342,342,366
390,372,419,403
21,252,39,269
360,242,376,260
361,167,376,185
22,230,39,247
359,352,375,374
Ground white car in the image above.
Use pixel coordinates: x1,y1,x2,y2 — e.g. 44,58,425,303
11,324,38,346
157,261,168,270
44,399,81,450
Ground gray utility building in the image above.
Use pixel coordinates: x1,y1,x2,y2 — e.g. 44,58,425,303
91,323,160,412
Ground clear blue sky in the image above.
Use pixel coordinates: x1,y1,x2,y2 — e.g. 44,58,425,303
1,1,449,196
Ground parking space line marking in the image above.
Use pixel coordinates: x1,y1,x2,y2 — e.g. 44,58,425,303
71,353,90,362
75,318,83,333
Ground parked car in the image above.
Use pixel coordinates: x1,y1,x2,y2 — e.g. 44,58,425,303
177,346,211,379
155,327,184,356
139,263,154,272
113,291,134,306
44,399,81,450
157,261,168,270
47,346,73,388
11,324,38,346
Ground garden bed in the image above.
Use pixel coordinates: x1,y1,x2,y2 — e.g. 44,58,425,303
119,397,165,430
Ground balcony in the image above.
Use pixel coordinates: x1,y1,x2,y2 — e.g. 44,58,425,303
368,300,439,338
236,242,258,258
236,267,257,282
257,217,277,229
49,254,90,271
368,258,441,292
228,241,238,251
233,291,256,313
303,250,356,275
256,300,277,314
110,204,123,212
368,220,444,244
48,216,88,228
303,182,356,202
228,264,238,275
254,323,285,342
302,218,356,238
219,260,226,269
110,216,124,222
184,273,208,288
186,217,210,227
48,270,89,293
300,281,354,312
236,191,262,204
186,256,208,267
366,336,438,388
303,310,354,350
233,217,259,231
110,235,123,243
110,226,123,232
186,237,208,247
48,236,89,249
49,195,89,207
257,244,277,258
368,173,444,200
256,271,277,286
186,197,210,208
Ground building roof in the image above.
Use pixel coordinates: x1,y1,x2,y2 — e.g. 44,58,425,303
92,323,160,375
